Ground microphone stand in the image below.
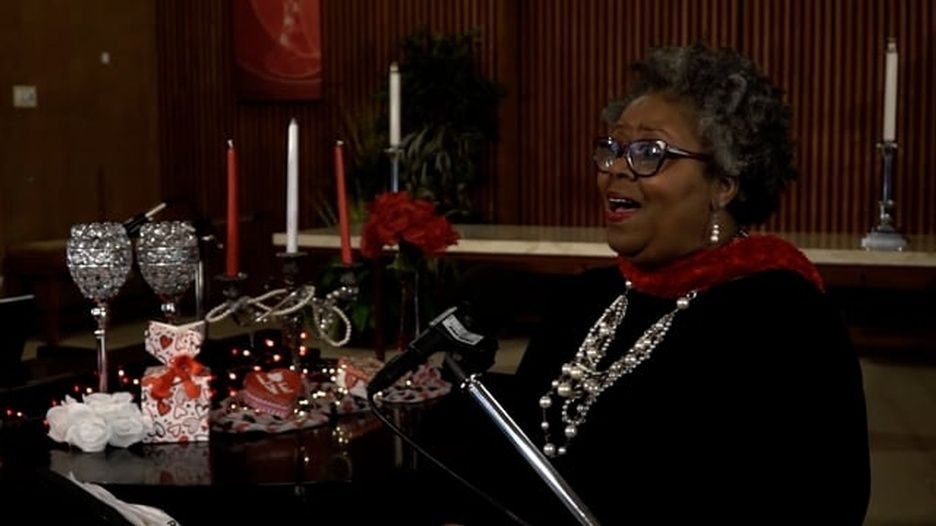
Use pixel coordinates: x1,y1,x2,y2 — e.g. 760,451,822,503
442,354,600,526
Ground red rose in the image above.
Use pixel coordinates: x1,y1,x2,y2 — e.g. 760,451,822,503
404,215,459,254
359,192,459,259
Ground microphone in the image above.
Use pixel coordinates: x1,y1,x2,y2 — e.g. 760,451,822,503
367,303,499,396
123,201,168,237
368,265,549,396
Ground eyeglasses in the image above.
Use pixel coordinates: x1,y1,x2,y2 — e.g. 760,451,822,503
593,137,711,178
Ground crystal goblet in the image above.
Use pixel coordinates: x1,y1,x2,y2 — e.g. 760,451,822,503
136,221,199,322
66,222,133,393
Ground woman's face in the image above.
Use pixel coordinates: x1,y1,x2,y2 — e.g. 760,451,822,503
597,92,732,267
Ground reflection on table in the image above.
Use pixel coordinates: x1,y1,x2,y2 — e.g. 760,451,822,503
4,397,472,524
47,412,400,488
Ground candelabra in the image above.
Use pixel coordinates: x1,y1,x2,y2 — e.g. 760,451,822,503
276,252,310,367
861,140,908,251
208,272,249,323
205,256,358,370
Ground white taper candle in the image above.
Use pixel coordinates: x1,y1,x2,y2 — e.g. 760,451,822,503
286,118,299,253
882,38,898,142
389,62,401,147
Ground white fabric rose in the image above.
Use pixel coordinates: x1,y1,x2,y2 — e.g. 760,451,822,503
46,392,151,452
64,414,112,453
85,392,134,421
108,414,146,448
46,405,70,442
47,396,94,443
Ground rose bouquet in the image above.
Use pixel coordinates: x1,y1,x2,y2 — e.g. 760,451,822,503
360,191,460,268
360,192,459,346
46,392,153,452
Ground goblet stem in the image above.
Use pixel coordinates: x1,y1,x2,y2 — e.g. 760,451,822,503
195,261,205,320
161,300,178,324
91,302,109,393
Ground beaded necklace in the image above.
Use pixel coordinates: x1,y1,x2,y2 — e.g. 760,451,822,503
537,235,824,458
538,281,695,457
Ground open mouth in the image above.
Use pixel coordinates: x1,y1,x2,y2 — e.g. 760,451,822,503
607,196,641,212
605,193,642,222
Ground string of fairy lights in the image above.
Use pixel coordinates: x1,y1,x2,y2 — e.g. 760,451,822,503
219,335,354,420
1,331,353,428
3,275,359,428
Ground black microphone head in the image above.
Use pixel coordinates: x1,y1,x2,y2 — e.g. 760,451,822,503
367,304,499,396
432,304,498,378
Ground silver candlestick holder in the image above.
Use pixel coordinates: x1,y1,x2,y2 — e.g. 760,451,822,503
387,146,401,193
214,272,249,320
278,252,308,367
862,140,908,251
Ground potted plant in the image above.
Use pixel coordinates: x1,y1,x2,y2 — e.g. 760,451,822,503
334,26,503,344
396,26,504,222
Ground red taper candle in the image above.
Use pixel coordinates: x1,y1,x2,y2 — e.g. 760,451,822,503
334,140,352,265
226,139,240,276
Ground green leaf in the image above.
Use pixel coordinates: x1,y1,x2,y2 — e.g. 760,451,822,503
352,302,372,331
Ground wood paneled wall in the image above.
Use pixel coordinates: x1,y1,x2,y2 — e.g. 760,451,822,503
0,0,159,260
156,0,935,281
515,0,935,233
156,0,512,280
517,0,741,228
740,0,935,234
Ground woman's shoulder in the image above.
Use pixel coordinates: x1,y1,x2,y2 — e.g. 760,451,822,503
531,265,627,312
710,268,829,312
577,264,628,289
565,265,637,296
562,265,629,311
699,269,853,363
685,269,845,354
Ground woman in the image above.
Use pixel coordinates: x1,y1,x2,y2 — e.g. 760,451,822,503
502,44,870,524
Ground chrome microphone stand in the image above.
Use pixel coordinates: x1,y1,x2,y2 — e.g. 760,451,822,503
443,355,600,526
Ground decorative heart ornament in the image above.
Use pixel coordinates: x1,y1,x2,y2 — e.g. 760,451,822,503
144,320,205,365
241,369,303,418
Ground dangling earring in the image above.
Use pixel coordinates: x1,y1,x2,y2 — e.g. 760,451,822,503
709,212,721,245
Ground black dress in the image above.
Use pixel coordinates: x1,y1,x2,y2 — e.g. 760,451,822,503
499,265,871,525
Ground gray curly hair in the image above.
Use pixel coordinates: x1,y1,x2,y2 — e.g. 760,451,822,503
603,43,796,226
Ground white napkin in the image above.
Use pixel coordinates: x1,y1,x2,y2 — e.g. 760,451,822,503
65,472,180,526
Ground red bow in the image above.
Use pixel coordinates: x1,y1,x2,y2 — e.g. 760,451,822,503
142,354,205,400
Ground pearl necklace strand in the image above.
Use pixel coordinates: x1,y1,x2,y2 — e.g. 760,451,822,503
538,281,696,458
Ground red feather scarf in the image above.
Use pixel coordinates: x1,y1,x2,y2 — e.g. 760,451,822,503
616,235,823,299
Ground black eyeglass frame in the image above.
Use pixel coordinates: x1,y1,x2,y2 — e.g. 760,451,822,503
593,136,711,178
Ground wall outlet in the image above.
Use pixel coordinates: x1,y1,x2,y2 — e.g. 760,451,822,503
12,85,37,108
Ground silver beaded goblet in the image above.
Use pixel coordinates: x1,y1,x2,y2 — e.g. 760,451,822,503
66,222,133,393
136,221,199,323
